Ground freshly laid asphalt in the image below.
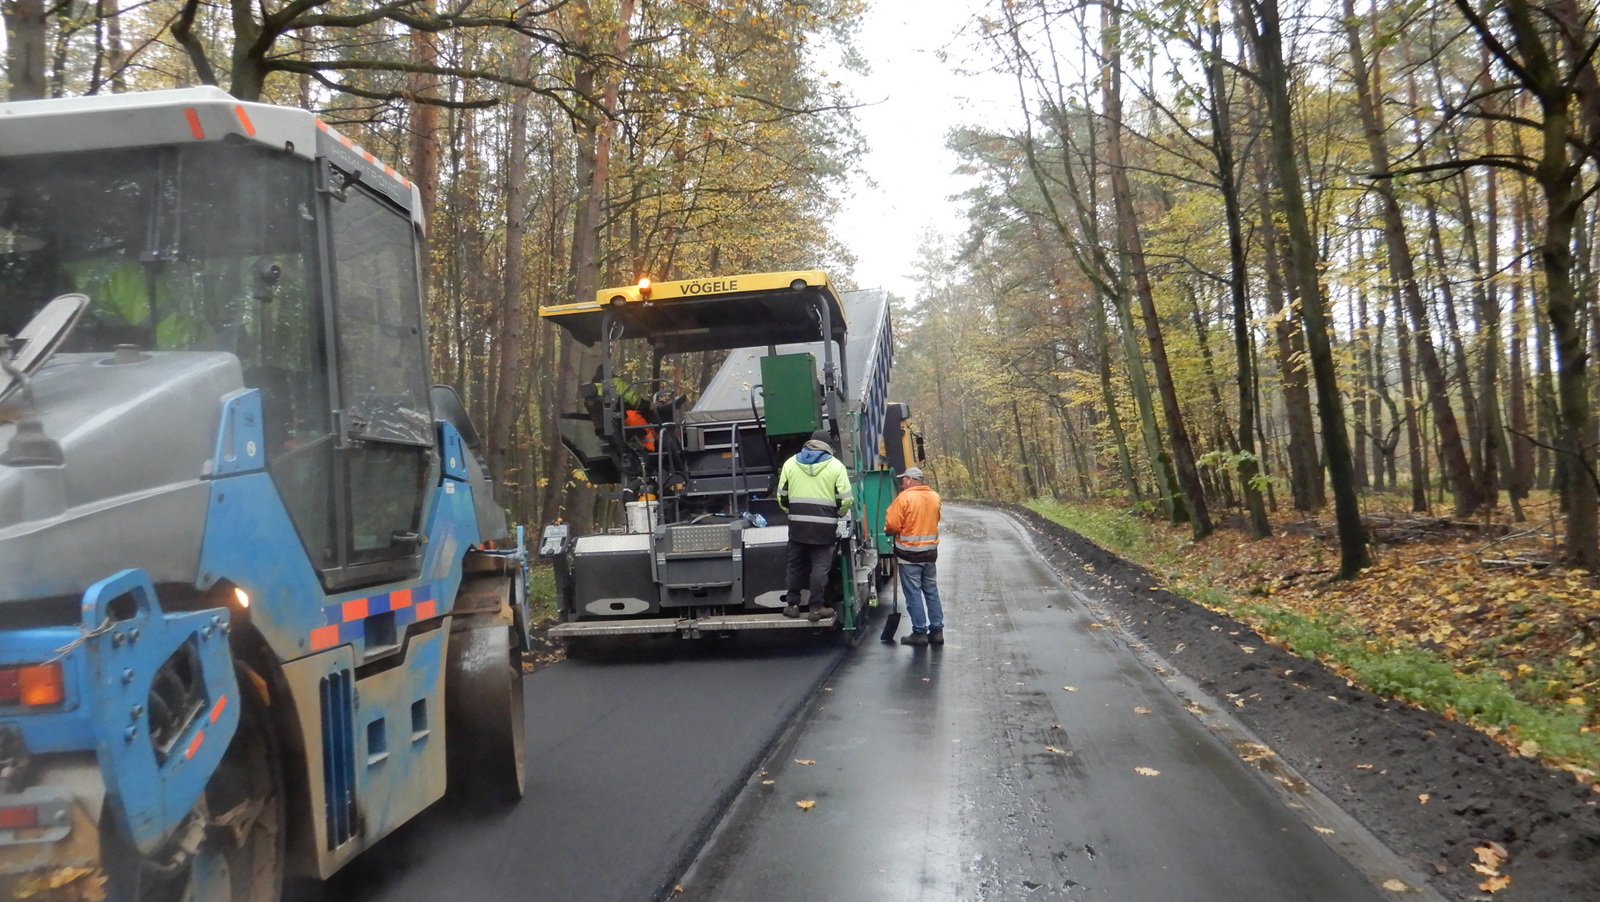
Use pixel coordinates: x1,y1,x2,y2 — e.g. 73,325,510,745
286,633,846,902
293,505,1394,902
676,506,1389,901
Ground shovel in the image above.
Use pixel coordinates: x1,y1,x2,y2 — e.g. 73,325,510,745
879,559,901,642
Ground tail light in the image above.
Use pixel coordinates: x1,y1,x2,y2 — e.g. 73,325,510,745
0,662,65,708
0,805,39,829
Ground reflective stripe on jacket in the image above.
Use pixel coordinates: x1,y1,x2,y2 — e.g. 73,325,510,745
778,453,853,545
885,483,941,563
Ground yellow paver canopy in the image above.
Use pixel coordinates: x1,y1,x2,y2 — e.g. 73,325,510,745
540,270,847,353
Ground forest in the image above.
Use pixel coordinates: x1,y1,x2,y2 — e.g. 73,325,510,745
4,0,1599,775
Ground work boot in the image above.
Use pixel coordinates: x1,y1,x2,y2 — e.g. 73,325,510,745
783,604,800,619
900,631,929,647
809,605,836,622
929,629,944,646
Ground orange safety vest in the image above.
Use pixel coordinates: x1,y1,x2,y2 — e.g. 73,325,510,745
885,483,941,562
624,409,656,450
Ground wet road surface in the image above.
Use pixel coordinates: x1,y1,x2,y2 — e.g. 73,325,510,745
286,634,845,902
676,505,1389,901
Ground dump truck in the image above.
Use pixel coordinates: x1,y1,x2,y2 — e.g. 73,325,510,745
538,271,920,646
0,87,528,901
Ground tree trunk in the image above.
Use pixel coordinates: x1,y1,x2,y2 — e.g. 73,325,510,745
1255,172,1322,511
101,0,127,93
4,0,47,100
489,38,534,497
1349,2,1481,516
1456,0,1599,566
1203,21,1269,538
1249,0,1369,577
1103,4,1211,538
1392,282,1430,512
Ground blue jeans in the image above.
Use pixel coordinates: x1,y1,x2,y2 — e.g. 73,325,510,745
898,560,943,633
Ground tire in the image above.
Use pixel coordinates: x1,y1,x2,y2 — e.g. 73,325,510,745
111,666,284,902
446,624,527,804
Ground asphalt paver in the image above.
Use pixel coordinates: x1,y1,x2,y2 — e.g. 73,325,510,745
676,505,1390,901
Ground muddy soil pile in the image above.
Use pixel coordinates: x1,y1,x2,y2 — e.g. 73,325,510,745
1000,503,1600,902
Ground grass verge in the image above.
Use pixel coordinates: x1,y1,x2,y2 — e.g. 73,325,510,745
1025,498,1600,780
527,563,559,621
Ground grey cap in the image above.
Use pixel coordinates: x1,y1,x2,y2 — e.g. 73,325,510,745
809,429,832,443
899,466,925,480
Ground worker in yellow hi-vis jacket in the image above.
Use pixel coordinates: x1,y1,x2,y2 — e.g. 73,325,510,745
777,429,853,622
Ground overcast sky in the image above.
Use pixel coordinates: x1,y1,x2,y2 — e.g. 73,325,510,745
830,0,1018,301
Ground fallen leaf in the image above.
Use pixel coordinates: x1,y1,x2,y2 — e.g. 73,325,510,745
1063,686,1079,692
1237,743,1272,762
1479,874,1511,893
1418,793,1430,804
1472,863,1499,876
1475,843,1509,870
1134,766,1160,776
796,800,815,811
922,677,930,682
794,759,816,765
1380,879,1408,892
761,779,775,785
1045,746,1065,754
1517,739,1541,758
1051,724,1062,730
1089,623,1104,629
1133,707,1151,715
1240,646,1256,654
1356,764,1375,770
1314,826,1335,835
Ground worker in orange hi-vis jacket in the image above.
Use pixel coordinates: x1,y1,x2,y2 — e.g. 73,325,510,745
884,466,943,646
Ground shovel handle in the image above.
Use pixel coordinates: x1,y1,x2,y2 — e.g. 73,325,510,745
891,558,899,613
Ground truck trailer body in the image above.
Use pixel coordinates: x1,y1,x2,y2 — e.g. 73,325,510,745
539,272,919,644
0,88,528,902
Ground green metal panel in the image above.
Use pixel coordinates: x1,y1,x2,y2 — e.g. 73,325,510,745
857,469,897,556
760,352,821,436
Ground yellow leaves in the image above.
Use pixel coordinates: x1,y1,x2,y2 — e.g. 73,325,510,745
1062,686,1079,692
1236,742,1273,762
1474,842,1508,871
1133,706,1151,715
1133,766,1160,776
796,799,815,811
12,868,106,902
1474,842,1511,892
1045,746,1066,754
794,759,816,765
1418,793,1430,804
1313,826,1335,835
1380,879,1410,892
1480,874,1512,893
